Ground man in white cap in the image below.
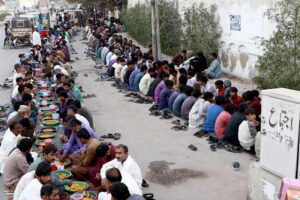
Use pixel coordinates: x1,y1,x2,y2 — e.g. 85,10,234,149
7,105,31,128
32,27,41,46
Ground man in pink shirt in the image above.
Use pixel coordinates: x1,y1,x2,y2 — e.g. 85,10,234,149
215,103,235,139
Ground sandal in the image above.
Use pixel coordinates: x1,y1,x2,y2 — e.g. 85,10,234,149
171,125,180,131
143,193,154,200
188,144,197,151
171,119,181,125
142,179,149,187
179,125,188,131
113,133,121,140
210,144,217,152
100,133,114,139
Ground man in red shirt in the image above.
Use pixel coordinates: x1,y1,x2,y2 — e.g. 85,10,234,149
230,87,243,109
40,27,47,38
215,80,225,96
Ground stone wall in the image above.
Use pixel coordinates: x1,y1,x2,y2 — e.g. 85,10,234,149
127,0,278,80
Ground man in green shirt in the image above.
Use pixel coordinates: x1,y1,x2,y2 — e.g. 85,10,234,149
69,79,82,102
27,144,71,194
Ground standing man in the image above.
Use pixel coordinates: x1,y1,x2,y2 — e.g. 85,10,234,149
32,27,41,46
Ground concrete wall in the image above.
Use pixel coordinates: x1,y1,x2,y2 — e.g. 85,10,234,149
127,0,278,80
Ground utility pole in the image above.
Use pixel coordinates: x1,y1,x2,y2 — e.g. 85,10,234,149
151,0,161,61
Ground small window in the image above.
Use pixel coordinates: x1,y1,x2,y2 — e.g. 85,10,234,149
17,21,24,27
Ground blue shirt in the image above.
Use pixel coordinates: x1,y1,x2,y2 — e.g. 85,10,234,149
159,87,172,110
168,91,180,111
205,59,221,79
172,93,187,117
129,69,140,90
134,72,144,92
203,104,224,132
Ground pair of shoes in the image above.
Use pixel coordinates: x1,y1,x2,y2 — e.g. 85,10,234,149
143,193,155,200
171,125,188,131
100,133,121,140
193,130,209,138
142,179,149,187
188,144,197,151
171,119,181,125
207,135,219,144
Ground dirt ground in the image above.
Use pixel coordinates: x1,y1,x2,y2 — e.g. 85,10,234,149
72,30,255,200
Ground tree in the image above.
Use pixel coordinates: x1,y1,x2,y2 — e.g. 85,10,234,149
253,0,300,89
182,3,221,59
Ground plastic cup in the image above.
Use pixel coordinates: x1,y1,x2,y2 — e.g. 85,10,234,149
70,193,83,200
51,164,56,172
52,113,59,120
45,139,53,146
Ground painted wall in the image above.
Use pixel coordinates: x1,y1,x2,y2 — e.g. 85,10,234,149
127,0,278,80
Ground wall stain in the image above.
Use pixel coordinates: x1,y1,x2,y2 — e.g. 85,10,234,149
239,53,249,69
221,50,229,68
230,53,238,71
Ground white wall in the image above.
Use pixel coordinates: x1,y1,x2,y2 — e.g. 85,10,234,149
127,0,278,80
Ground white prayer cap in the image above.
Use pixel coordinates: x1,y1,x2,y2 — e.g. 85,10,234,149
18,105,30,113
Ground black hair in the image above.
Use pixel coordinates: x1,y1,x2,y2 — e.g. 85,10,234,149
67,105,78,113
148,67,156,73
24,83,33,90
16,77,24,83
35,162,51,177
96,144,110,157
187,70,195,77
41,184,57,197
182,49,187,54
55,87,65,94
9,120,20,130
58,91,68,98
242,91,254,101
251,90,260,98
203,92,214,101
106,168,122,183
68,79,75,84
225,103,236,114
140,65,147,72
64,115,76,123
56,73,63,80
199,76,208,84
42,144,58,154
245,108,257,115
109,182,130,200
210,52,217,58
215,80,224,87
63,82,71,87
42,59,48,64
184,86,194,96
215,95,225,105
19,118,30,128
165,80,174,87
13,101,23,111
17,138,33,152
192,89,201,98
197,52,204,57
179,68,187,75
230,87,238,93
116,144,128,153
238,102,249,113
162,60,169,66
67,118,81,127
25,71,32,77
22,93,32,102
76,128,91,139
71,100,81,109
179,85,186,92
18,84,25,94
159,71,169,79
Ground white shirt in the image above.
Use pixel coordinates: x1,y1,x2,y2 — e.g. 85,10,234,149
0,129,20,173
14,171,35,200
114,64,123,79
75,113,90,127
32,31,41,46
13,73,23,87
200,83,217,98
101,156,142,188
12,85,19,98
189,99,211,128
7,111,18,122
238,120,255,150
120,65,128,83
19,178,42,200
187,76,197,87
179,56,195,71
139,74,154,95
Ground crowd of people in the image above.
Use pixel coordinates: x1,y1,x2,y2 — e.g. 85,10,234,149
86,17,261,157
0,14,147,200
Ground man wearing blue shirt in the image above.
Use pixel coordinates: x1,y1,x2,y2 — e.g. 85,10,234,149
202,53,221,79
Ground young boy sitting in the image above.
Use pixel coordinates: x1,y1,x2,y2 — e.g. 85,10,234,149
238,108,259,154
215,80,225,96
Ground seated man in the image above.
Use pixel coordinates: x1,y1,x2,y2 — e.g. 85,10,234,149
88,143,116,187
109,182,144,200
181,89,201,120
154,73,170,104
203,96,225,133
101,144,142,188
27,144,71,194
0,120,22,174
124,61,135,86
139,68,155,95
224,102,248,146
67,105,90,126
189,92,214,128
19,162,51,200
128,67,140,91
168,85,184,111
173,86,193,117
229,87,243,109
215,103,235,139
63,82,76,100
40,184,60,200
57,90,73,120
159,80,174,110
202,53,221,79
14,170,35,200
71,100,94,129
215,80,225,96
69,79,82,102
4,138,33,193
199,75,217,98
70,128,101,180
61,118,97,160
98,168,142,200
7,105,31,128
238,108,259,154
133,65,147,92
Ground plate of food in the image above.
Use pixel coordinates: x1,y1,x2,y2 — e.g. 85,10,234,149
40,107,50,111
36,140,51,146
81,191,97,200
43,120,59,126
41,111,56,117
41,127,56,133
41,116,53,121
38,133,55,139
52,170,72,179
54,159,71,167
64,181,89,193
40,97,53,101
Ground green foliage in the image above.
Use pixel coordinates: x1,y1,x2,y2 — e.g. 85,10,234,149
0,12,10,22
182,3,221,58
121,2,152,46
121,0,182,55
254,0,300,90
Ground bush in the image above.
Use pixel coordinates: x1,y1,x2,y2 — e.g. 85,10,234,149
0,12,10,22
182,3,221,59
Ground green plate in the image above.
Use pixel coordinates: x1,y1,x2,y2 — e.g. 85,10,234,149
42,120,59,126
40,106,50,111
64,181,89,193
52,170,72,179
40,97,53,101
